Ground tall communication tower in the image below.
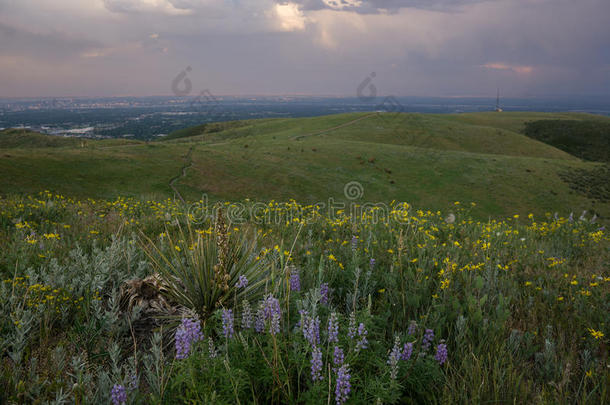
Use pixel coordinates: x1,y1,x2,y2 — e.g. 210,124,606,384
495,88,503,112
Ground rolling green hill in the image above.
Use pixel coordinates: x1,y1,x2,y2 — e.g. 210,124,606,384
163,120,258,141
1,112,609,219
523,119,610,162
0,128,83,148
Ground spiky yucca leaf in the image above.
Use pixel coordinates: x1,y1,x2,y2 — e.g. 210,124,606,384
141,217,269,323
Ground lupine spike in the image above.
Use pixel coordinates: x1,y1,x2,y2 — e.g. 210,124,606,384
335,364,352,404
422,328,435,351
435,342,448,365
175,318,203,359
222,308,234,339
328,312,339,343
290,268,301,292
111,384,127,405
311,346,323,382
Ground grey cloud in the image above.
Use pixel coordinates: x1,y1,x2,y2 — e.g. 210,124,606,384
103,0,192,14
104,0,236,15
281,0,495,13
102,0,142,14
0,22,101,61
0,0,608,98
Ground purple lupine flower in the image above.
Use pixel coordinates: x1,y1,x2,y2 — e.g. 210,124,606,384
351,235,358,251
236,275,248,289
128,374,138,391
347,312,357,339
422,329,434,351
254,307,265,333
311,346,323,382
355,323,368,352
333,346,345,369
270,313,280,335
208,337,218,358
303,316,320,347
263,294,281,320
242,300,252,329
175,318,204,359
369,258,376,270
111,384,127,405
290,269,301,292
435,343,448,365
400,342,413,361
328,312,339,343
335,364,352,405
320,283,329,305
222,308,234,339
407,320,417,336
388,337,401,380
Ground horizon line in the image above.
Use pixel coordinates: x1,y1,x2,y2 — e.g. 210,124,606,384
2,93,610,101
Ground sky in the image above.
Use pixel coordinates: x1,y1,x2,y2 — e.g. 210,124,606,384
0,0,609,98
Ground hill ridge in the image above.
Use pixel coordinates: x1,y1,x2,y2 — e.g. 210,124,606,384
1,112,609,219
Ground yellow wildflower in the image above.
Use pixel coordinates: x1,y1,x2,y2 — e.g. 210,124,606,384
588,328,604,340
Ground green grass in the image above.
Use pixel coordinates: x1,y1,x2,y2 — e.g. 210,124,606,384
0,194,607,404
163,120,259,141
0,128,83,148
523,119,610,162
1,112,609,219
2,111,608,404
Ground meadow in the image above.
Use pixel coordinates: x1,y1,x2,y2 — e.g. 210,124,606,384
2,111,610,218
1,112,609,403
0,192,607,404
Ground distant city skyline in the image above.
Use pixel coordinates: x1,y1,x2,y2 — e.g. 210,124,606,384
1,0,609,98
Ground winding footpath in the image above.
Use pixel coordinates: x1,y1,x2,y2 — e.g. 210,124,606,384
291,113,378,140
169,146,194,203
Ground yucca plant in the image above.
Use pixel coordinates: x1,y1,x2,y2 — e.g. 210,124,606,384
141,209,269,323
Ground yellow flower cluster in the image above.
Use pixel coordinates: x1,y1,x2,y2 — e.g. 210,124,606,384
3,277,85,313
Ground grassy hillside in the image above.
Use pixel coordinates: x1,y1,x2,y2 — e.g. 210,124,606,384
1,112,609,219
163,120,257,141
523,119,610,162
0,128,83,148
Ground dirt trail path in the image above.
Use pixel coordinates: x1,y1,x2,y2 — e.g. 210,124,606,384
291,113,378,140
98,114,379,202
169,146,194,203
